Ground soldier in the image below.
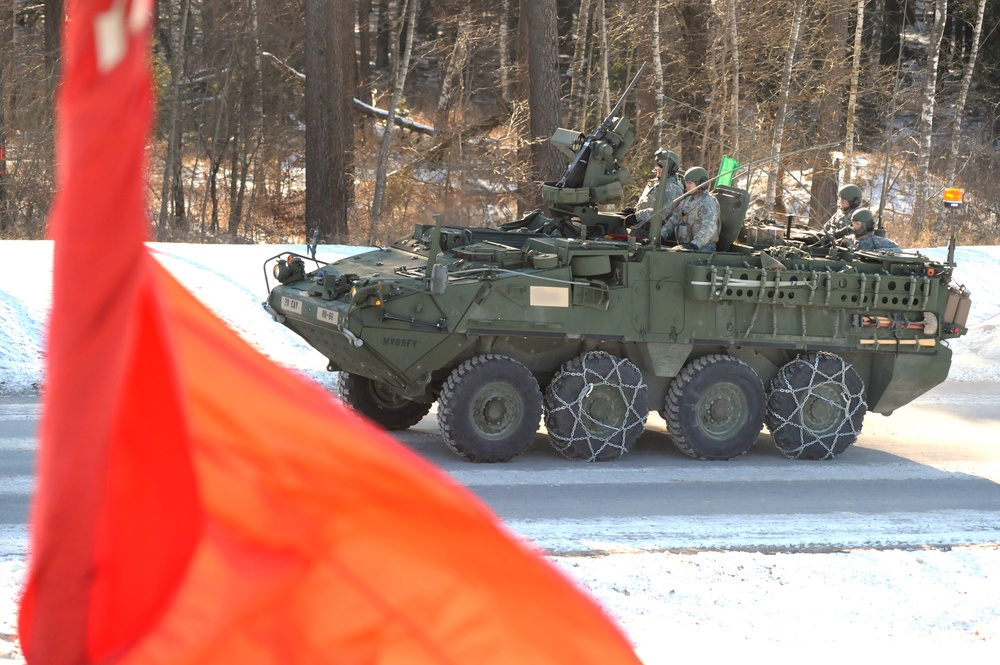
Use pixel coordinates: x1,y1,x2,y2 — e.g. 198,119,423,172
662,166,720,252
633,149,683,226
850,208,901,252
823,184,864,233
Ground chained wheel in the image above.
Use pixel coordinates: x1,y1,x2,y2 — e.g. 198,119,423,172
544,352,648,461
664,355,766,460
765,352,867,460
438,355,542,463
337,372,431,431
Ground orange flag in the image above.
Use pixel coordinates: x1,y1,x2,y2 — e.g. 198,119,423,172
19,1,641,664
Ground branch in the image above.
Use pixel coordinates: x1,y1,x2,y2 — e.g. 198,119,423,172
261,51,434,135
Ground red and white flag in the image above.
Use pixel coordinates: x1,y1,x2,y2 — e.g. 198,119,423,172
18,2,641,663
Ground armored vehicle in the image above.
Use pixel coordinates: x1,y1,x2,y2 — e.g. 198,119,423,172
263,104,971,464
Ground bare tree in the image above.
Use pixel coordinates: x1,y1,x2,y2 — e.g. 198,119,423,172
808,0,849,225
0,0,9,232
843,0,865,184
764,0,806,215
723,0,740,157
157,0,192,236
569,0,594,129
525,0,562,183
43,0,61,83
302,0,356,243
596,0,610,117
942,0,986,188
369,0,417,245
912,0,948,235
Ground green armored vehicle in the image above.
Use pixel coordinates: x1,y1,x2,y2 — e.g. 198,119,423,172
263,95,971,464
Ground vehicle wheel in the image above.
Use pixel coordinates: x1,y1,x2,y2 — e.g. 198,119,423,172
544,352,648,461
438,355,542,463
765,352,867,460
664,355,766,460
337,372,431,431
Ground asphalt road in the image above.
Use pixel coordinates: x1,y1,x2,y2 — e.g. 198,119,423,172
3,382,1000,555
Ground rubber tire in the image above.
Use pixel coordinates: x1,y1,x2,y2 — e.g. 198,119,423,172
765,352,867,460
438,355,542,463
544,351,648,461
337,372,431,431
664,355,766,460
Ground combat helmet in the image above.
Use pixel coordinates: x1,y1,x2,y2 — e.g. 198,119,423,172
684,166,709,186
851,208,876,233
839,184,863,209
655,149,681,175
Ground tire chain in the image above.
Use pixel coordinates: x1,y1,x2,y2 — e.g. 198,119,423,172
545,351,648,461
766,352,866,460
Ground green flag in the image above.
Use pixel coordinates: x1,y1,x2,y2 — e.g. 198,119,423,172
717,155,741,188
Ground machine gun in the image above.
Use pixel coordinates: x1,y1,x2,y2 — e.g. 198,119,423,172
555,62,647,189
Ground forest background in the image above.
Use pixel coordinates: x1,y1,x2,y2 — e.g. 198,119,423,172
0,0,997,249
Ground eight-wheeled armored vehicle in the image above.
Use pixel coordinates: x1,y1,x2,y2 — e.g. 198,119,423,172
263,108,972,463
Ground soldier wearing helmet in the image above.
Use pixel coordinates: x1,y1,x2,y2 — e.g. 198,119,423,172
850,208,900,252
661,166,720,252
634,149,683,226
823,184,864,233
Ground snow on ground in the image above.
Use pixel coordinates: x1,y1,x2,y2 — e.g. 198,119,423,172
2,241,1000,659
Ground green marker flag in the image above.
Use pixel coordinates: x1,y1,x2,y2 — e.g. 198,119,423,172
717,155,741,188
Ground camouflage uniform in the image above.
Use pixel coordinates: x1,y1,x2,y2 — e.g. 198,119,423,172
854,233,901,253
635,174,684,225
823,204,859,233
662,190,720,252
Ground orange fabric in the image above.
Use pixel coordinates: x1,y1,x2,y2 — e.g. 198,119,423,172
20,0,640,663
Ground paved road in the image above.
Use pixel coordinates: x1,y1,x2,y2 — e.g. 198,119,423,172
3,382,1000,555
0,397,38,556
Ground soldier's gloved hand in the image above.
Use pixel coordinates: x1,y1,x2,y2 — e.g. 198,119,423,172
624,212,638,227
681,242,698,250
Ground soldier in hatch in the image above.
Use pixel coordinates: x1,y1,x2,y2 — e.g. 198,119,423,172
661,166,720,253
823,184,864,233
850,208,901,253
634,149,684,226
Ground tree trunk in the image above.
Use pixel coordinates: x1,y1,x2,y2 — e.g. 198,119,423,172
158,0,191,236
809,0,849,226
375,0,395,73
369,0,417,245
935,0,985,235
525,0,562,183
843,0,865,184
912,0,947,236
499,0,513,102
0,0,9,232
569,0,593,131
596,0,610,117
436,14,471,125
765,0,805,216
305,0,335,241
942,0,986,187
358,0,373,100
724,0,739,158
43,0,61,83
304,0,356,244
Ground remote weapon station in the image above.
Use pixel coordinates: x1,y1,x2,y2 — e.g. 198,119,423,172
263,67,971,463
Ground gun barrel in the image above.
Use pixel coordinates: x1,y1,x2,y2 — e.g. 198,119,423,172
556,63,647,189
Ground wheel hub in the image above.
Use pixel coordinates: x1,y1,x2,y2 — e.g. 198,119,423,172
471,383,521,439
802,383,847,434
580,385,627,436
697,382,748,438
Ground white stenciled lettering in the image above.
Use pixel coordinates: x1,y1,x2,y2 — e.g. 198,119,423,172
281,296,302,315
317,307,340,325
